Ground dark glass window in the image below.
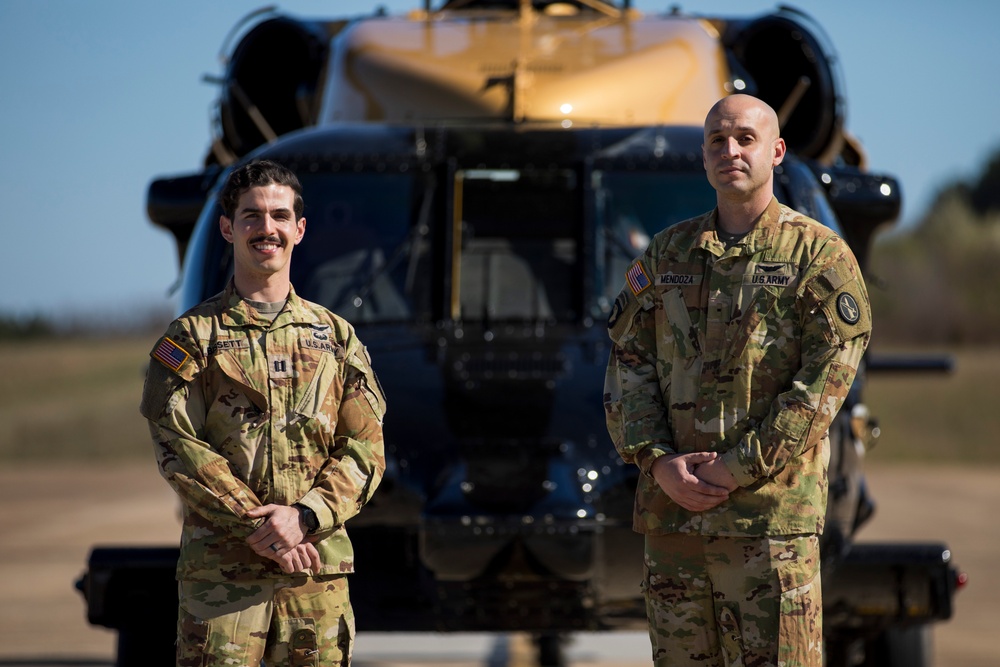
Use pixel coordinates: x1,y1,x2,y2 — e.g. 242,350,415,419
292,172,429,323
593,169,716,298
456,168,580,323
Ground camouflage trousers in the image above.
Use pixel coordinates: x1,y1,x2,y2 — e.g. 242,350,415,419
642,533,822,667
177,574,354,667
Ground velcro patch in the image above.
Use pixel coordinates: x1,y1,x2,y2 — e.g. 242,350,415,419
301,336,341,355
207,338,249,355
626,261,652,296
821,280,870,343
608,291,641,344
744,273,795,287
657,273,702,286
152,336,191,373
744,262,797,288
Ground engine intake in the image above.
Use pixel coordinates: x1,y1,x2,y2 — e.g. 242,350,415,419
729,11,844,162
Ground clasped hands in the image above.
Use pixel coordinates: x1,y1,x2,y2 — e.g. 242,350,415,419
650,452,740,512
245,504,320,574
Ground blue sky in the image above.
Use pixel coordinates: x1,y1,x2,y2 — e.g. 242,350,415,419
1,0,995,319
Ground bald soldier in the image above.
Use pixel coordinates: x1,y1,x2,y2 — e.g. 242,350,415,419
604,95,871,666
141,159,386,666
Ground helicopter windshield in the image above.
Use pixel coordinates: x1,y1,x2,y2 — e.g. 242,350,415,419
594,169,717,298
291,172,429,324
262,167,713,326
453,167,580,324
182,157,836,327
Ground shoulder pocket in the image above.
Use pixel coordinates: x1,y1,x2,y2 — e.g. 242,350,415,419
149,335,199,381
608,287,653,346
140,361,186,420
142,335,202,420
347,346,386,420
806,269,871,345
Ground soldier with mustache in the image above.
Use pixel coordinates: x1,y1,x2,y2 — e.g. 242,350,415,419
141,159,386,666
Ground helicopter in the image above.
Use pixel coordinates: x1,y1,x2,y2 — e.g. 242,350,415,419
77,2,960,665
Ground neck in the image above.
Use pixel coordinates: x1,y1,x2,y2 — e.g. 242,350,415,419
716,189,773,235
233,273,290,304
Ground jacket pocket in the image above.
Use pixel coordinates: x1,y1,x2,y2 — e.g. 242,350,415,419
724,287,778,367
661,288,700,358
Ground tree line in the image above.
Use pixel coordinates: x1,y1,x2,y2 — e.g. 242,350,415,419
869,150,1000,345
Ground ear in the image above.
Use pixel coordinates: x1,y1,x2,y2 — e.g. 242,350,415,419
219,215,234,243
772,137,787,167
293,217,306,245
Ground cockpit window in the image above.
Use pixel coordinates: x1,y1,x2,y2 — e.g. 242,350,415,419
180,155,845,326
594,169,716,298
455,168,580,324
292,172,430,323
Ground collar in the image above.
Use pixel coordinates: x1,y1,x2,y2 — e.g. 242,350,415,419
219,279,324,329
694,197,783,257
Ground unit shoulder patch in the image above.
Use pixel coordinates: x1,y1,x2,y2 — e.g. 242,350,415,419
836,292,861,325
819,280,870,344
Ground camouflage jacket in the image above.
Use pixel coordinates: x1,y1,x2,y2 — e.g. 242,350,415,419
604,198,870,536
140,281,386,581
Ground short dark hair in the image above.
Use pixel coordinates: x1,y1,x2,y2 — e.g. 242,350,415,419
219,159,304,220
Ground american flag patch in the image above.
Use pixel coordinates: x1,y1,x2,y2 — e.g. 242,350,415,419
153,337,190,372
626,262,651,296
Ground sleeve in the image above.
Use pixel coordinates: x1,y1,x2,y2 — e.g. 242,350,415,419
140,333,264,536
603,259,677,478
296,336,386,532
721,237,872,486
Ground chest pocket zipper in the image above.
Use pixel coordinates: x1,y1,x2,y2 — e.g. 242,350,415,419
723,288,778,367
662,288,701,358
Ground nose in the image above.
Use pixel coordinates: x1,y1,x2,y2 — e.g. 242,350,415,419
260,212,278,234
721,136,740,160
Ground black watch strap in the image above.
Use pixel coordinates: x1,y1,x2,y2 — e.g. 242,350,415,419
295,504,319,533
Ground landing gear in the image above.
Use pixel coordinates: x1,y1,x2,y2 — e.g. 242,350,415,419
535,633,567,666
861,625,931,667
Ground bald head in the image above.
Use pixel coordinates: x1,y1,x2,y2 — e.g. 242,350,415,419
704,95,781,144
701,95,787,224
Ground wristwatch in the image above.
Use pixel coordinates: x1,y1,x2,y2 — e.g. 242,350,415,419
295,504,319,534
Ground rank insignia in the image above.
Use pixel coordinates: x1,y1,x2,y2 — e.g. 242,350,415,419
626,262,651,296
153,336,191,372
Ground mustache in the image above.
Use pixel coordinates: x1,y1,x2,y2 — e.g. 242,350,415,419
250,235,282,245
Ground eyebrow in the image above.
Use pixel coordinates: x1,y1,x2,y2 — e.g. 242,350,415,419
707,124,758,137
237,205,293,217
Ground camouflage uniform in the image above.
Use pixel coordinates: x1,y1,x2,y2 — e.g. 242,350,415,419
141,280,386,666
604,198,870,666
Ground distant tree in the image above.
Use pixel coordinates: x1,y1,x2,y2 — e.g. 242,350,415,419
0,314,56,340
869,155,1000,345
969,152,1000,216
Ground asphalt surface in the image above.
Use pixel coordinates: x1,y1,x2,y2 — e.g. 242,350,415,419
0,461,995,666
